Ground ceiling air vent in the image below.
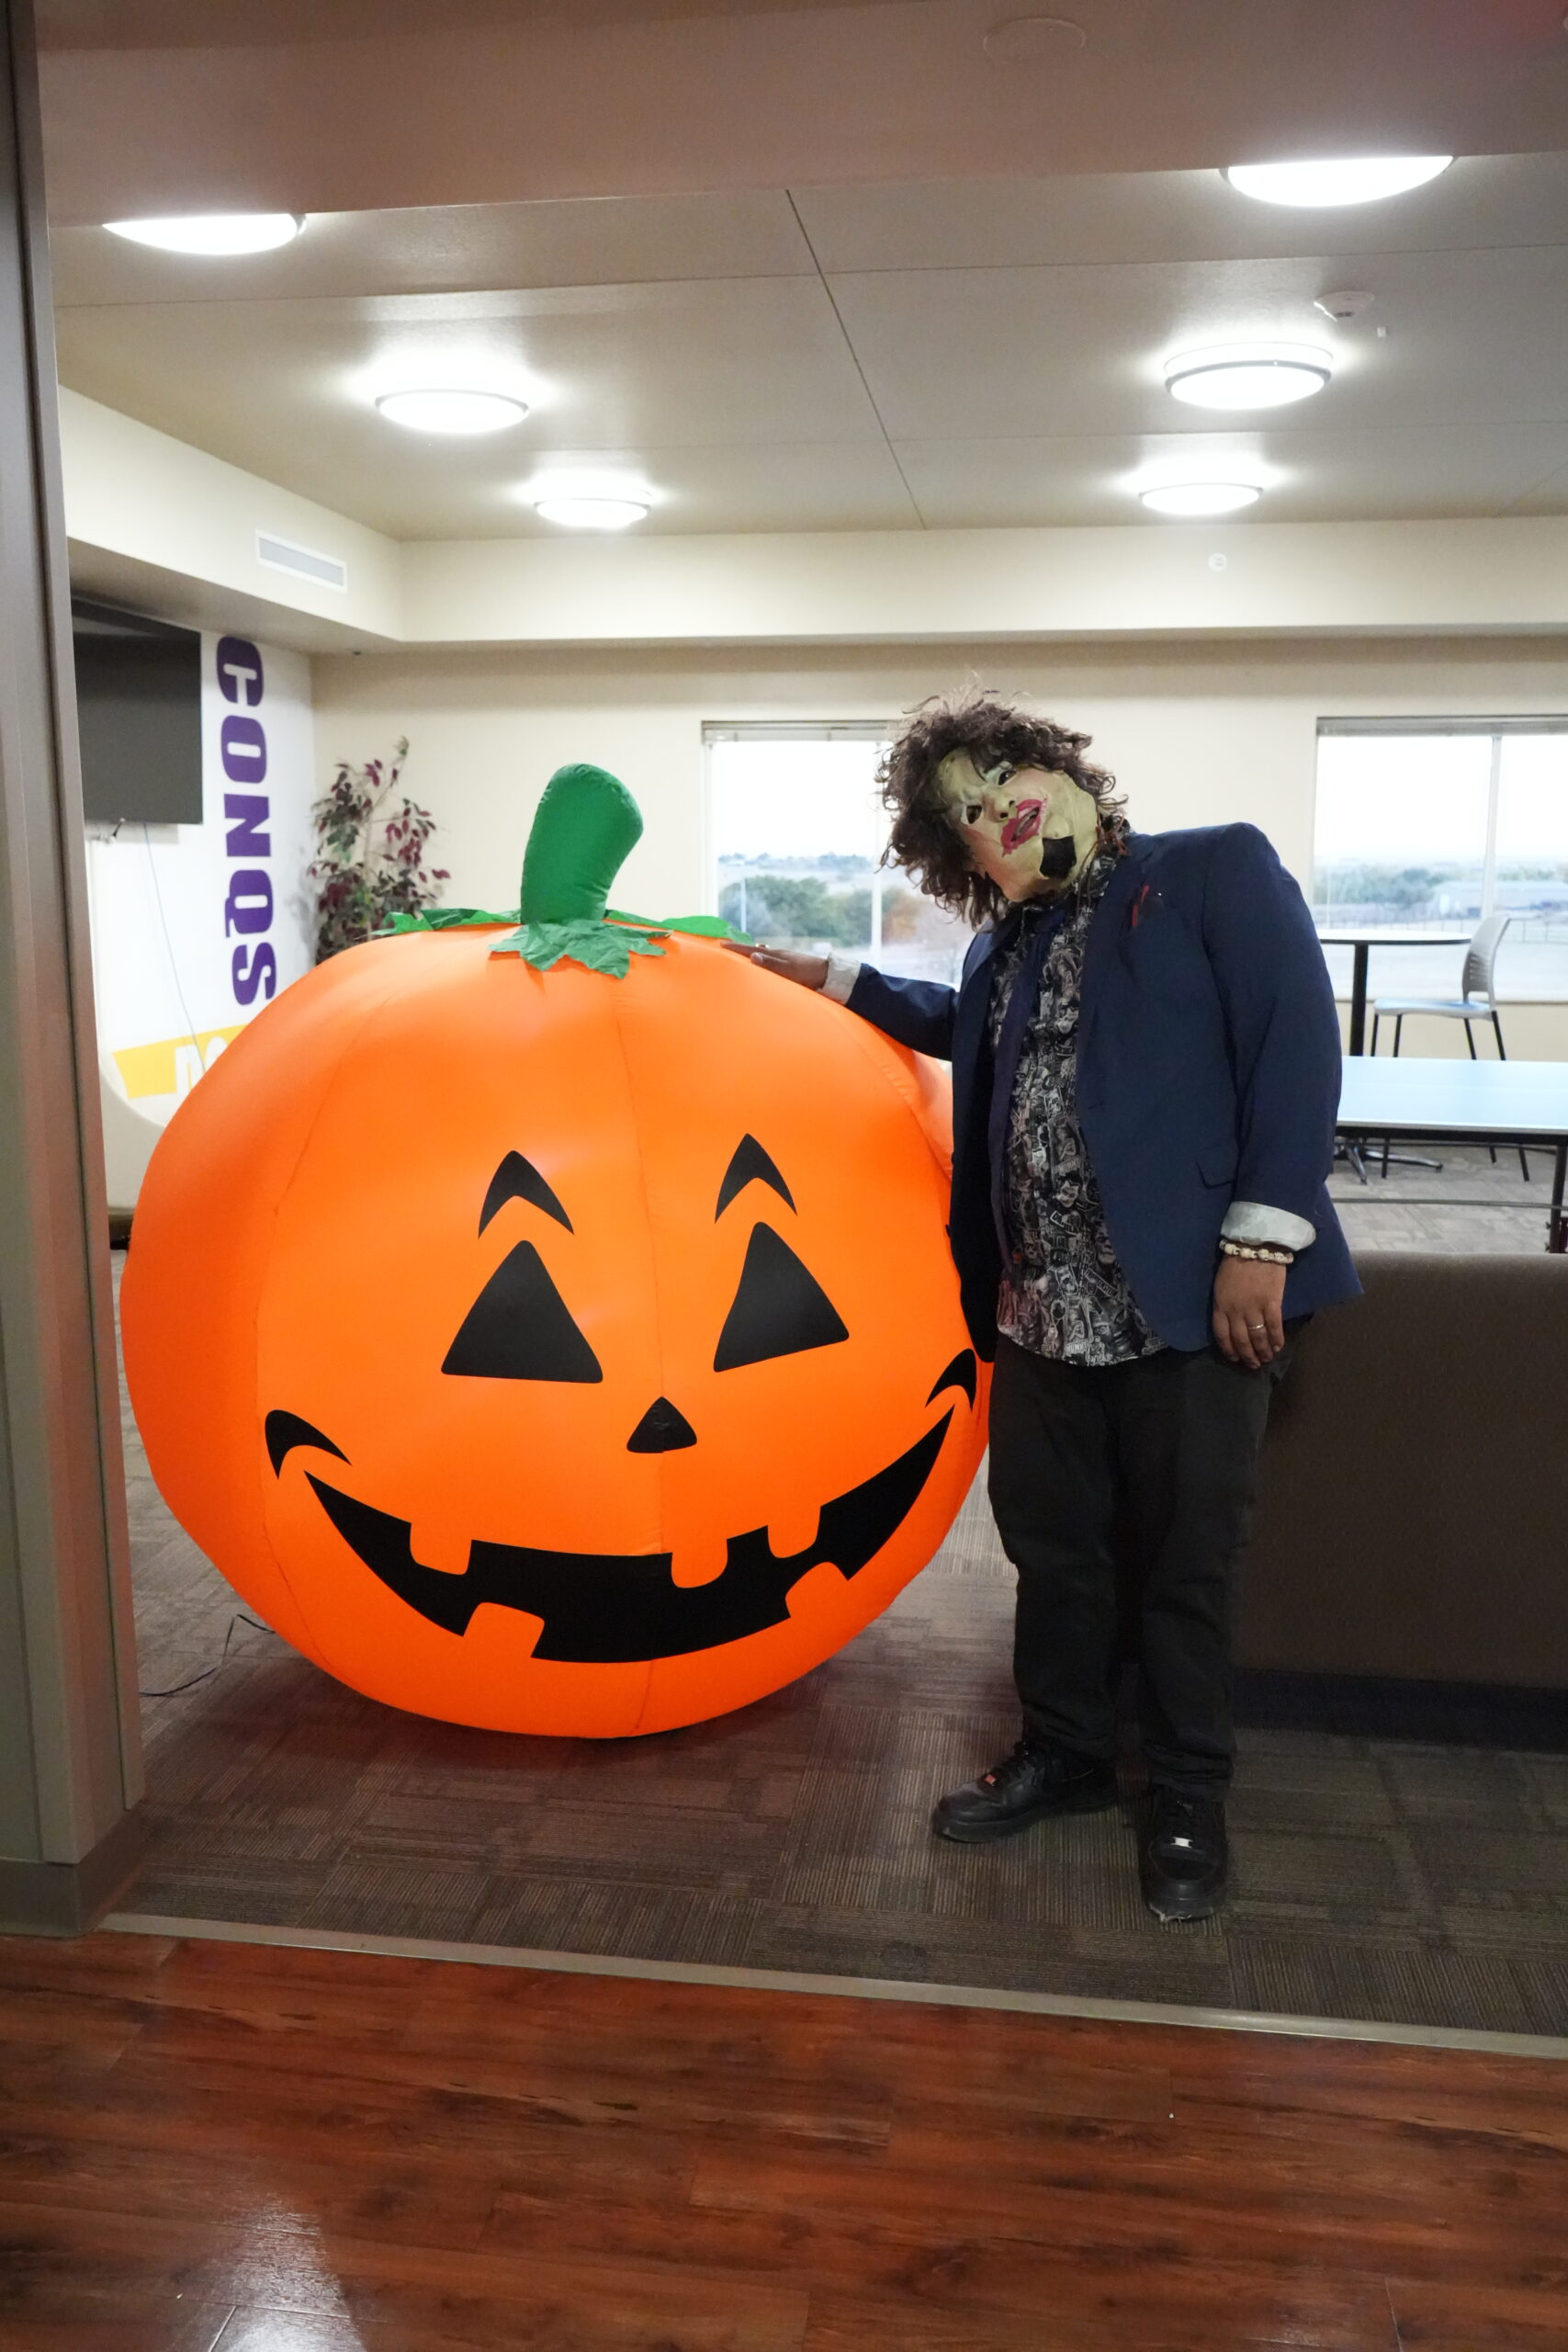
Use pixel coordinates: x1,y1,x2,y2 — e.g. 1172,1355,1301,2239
255,530,348,592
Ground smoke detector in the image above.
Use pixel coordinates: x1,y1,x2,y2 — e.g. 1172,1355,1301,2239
1314,289,1376,322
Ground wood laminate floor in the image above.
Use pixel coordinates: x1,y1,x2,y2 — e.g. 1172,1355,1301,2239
110,1150,1568,2037
1,1926,1565,2352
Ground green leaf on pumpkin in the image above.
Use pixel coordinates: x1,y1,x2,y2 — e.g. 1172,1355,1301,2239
489,902,755,976
674,915,754,942
490,918,670,977
608,908,753,943
379,884,752,969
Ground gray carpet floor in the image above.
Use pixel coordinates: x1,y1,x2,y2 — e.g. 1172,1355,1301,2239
114,1149,1568,2036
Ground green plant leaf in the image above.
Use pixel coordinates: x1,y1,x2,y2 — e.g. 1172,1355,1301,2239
382,905,518,934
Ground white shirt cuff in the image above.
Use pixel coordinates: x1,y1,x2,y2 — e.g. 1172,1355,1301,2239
819,951,863,1006
1223,1200,1315,1252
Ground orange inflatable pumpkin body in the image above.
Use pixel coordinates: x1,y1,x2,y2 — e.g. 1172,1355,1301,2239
122,767,987,1737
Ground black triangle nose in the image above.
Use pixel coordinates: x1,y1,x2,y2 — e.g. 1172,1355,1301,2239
626,1396,697,1454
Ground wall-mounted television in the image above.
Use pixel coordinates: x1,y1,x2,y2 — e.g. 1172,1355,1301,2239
72,597,202,826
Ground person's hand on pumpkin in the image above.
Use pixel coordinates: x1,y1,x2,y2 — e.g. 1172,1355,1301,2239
722,941,829,991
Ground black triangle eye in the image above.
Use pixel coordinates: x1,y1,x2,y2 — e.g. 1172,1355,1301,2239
442,1241,603,1384
479,1151,571,1237
714,1224,848,1373
716,1136,795,1219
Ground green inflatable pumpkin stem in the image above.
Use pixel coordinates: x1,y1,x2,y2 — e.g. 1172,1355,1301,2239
520,763,643,926
381,758,752,973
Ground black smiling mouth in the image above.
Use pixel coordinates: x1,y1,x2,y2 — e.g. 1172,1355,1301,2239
265,1351,976,1665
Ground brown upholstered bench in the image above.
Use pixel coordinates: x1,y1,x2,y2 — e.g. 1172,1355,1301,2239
1242,1254,1568,1688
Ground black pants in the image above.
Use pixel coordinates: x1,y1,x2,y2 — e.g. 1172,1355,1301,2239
987,1331,1294,1796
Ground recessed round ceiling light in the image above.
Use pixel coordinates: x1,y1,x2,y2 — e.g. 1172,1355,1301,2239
1138,481,1262,516
1222,156,1452,208
103,212,305,254
533,495,649,530
1164,343,1332,410
375,388,528,435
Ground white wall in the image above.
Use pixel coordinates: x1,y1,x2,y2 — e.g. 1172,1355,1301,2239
312,633,1568,1060
61,390,402,650
400,518,1568,647
88,629,316,1209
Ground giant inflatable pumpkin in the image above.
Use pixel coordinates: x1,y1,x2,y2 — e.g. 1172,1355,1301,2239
122,764,987,1736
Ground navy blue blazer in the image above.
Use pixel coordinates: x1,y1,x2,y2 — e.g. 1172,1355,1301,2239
846,823,1360,1357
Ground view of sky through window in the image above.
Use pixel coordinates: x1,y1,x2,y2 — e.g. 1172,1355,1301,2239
1314,730,1568,1003
709,729,973,984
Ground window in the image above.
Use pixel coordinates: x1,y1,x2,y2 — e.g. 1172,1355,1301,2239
706,725,973,986
1314,722,1568,1001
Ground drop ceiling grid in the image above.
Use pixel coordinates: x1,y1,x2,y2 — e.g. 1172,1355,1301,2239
52,274,923,537
49,155,1568,537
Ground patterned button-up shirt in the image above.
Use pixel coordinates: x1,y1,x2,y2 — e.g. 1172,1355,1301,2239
987,842,1164,1368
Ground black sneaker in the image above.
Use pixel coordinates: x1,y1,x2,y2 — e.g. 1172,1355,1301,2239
1140,1788,1228,1922
932,1740,1117,1844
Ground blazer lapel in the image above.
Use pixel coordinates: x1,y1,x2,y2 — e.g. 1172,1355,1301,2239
953,914,1009,1073
1079,832,1154,1043
966,908,1016,980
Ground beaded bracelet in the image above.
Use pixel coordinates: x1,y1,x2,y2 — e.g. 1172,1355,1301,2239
1219,1238,1295,1266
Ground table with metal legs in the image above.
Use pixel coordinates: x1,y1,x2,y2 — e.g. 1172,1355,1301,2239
1336,1058,1568,1252
1317,927,1471,1181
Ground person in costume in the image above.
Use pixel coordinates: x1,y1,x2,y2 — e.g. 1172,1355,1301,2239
736,691,1359,1921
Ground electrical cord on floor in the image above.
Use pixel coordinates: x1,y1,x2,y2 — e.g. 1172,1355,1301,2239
140,1611,275,1698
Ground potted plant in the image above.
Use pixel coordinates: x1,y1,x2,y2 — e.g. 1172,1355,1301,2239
309,737,449,961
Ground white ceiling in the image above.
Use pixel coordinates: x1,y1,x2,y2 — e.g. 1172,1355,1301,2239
50,152,1568,538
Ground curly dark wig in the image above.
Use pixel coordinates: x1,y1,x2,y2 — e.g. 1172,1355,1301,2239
877,689,1125,928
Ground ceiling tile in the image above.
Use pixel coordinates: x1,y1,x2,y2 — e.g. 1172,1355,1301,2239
53,277,889,528
1499,456,1568,516
829,245,1568,441
51,191,814,308
895,425,1568,529
332,440,922,538
515,441,920,537
795,152,1568,274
